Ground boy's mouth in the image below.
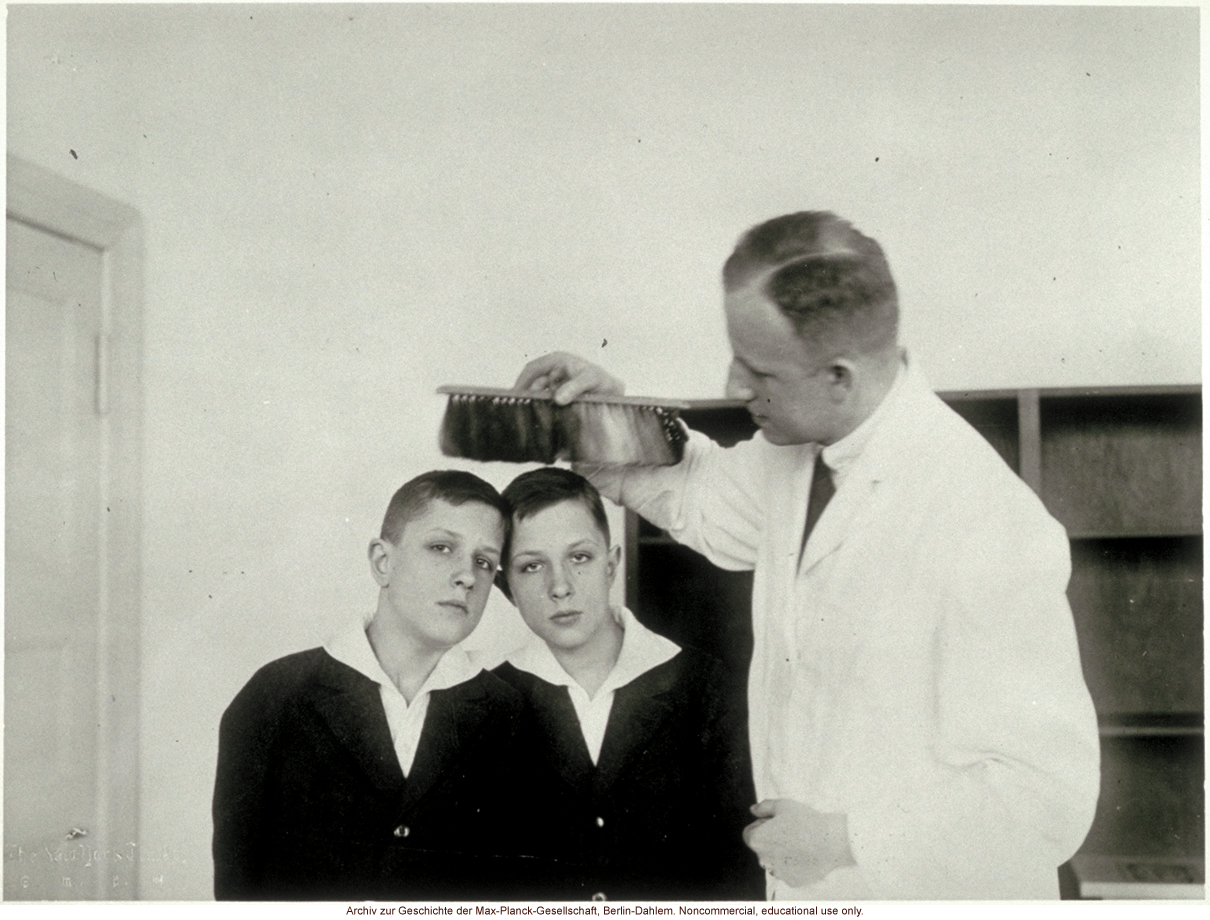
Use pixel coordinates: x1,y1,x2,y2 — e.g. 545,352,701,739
550,610,582,624
438,599,469,614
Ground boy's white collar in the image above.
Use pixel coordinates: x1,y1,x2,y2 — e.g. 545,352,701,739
324,610,480,698
506,605,680,696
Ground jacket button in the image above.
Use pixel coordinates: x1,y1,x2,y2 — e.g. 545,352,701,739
591,892,607,902
595,816,605,828
393,825,410,838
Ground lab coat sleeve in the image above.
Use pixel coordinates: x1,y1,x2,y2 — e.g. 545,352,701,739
845,507,1101,899
582,429,767,572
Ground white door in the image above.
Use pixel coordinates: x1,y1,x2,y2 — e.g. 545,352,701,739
5,217,108,899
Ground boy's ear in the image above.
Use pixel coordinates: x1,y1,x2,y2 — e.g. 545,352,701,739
493,565,514,604
368,538,392,587
606,544,622,583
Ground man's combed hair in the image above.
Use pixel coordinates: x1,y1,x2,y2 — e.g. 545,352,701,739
723,211,899,357
380,470,509,545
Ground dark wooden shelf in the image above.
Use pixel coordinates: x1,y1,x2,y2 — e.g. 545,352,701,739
638,534,676,547
1081,733,1205,862
1069,530,1204,541
1068,535,1202,717
1035,384,1201,399
1039,391,1201,536
1099,725,1204,739
1098,712,1204,737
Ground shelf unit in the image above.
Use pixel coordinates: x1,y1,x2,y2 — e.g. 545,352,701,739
624,386,1203,899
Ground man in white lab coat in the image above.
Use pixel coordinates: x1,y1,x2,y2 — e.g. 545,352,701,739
515,211,1100,899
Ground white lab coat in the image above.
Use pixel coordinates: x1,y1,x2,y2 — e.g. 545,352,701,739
588,358,1100,899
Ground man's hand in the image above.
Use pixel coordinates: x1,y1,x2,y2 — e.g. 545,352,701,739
514,352,625,405
743,799,856,888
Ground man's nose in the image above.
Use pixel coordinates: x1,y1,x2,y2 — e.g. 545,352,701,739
726,361,755,401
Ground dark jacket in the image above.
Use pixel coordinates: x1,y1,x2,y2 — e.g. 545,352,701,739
213,647,538,900
494,648,765,901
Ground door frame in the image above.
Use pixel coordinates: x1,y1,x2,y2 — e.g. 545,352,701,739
7,154,143,898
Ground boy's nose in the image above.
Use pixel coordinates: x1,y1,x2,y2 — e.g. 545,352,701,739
549,566,574,599
451,556,476,589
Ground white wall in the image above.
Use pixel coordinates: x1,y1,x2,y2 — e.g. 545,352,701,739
6,4,1199,900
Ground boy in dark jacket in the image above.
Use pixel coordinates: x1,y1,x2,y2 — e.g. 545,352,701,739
493,467,763,900
213,470,532,900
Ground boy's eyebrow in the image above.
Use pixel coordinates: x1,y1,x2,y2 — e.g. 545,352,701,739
422,528,502,555
510,537,600,558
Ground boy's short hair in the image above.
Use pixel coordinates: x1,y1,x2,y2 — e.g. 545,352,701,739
380,470,509,545
496,467,610,601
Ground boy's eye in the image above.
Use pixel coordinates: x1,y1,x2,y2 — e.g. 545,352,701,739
475,557,497,572
429,543,451,554
518,561,542,574
571,552,592,564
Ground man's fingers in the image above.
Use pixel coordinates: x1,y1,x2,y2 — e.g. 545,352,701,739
525,373,553,392
553,368,621,404
750,799,781,819
552,377,590,405
514,352,624,405
514,353,572,391
741,816,770,849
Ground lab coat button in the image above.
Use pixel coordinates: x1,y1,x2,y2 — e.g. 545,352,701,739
595,816,605,828
591,892,607,901
393,825,410,838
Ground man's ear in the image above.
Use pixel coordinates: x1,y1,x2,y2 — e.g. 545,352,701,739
368,538,392,587
825,360,856,401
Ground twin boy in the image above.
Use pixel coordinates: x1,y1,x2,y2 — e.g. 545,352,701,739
213,468,762,901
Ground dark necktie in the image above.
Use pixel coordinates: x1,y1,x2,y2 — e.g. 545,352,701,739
799,453,835,564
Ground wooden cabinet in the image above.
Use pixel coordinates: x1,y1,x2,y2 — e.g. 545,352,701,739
624,386,1203,898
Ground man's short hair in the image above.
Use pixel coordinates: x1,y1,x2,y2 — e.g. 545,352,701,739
723,211,899,357
496,467,610,601
380,470,508,545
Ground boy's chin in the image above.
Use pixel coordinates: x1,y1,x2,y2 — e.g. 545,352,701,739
546,635,589,652
430,620,483,649
530,625,589,651
541,621,612,652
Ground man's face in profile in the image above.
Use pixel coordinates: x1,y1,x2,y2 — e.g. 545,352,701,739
724,281,840,446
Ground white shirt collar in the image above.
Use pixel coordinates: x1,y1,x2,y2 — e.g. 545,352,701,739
820,354,907,477
507,605,680,698
323,612,482,777
507,606,680,765
323,610,480,699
